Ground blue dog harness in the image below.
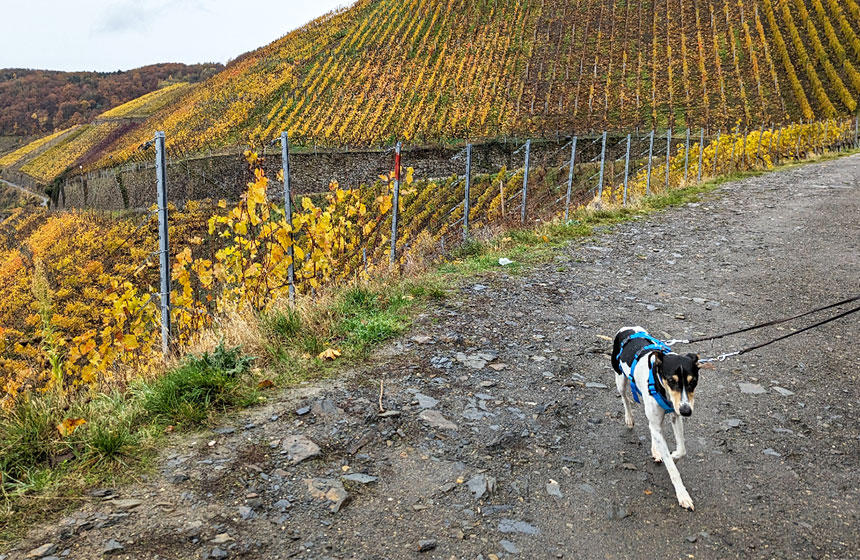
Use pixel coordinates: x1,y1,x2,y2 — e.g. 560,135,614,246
615,332,676,413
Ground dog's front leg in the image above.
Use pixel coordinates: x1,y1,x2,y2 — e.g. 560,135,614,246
670,414,686,460
615,373,635,428
648,413,694,510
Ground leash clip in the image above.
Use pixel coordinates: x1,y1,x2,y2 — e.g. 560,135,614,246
664,339,689,346
698,350,740,364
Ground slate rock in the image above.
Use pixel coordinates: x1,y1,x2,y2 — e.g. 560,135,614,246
342,473,378,484
419,410,458,431
430,356,453,369
456,352,487,370
210,547,229,559
466,474,496,499
762,448,782,457
211,533,233,545
498,519,540,535
482,504,514,516
272,499,292,512
546,480,563,498
170,473,190,484
418,539,437,552
25,543,57,558
110,498,142,511
463,407,494,421
311,398,341,417
305,478,350,512
102,539,124,555
414,393,439,409
606,504,631,520
585,382,608,389
772,386,795,396
500,539,521,554
739,383,766,395
283,435,321,465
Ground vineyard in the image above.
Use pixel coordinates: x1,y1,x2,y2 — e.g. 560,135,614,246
0,118,852,409
49,0,860,173
0,83,192,187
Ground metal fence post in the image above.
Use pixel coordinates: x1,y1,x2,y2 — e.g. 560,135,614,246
822,120,829,153
683,127,691,184
697,128,704,182
390,141,402,265
646,129,654,195
754,124,764,166
713,130,721,175
597,131,607,199
665,128,672,190
796,123,802,159
741,127,748,167
564,136,577,221
854,115,860,149
774,126,782,164
521,139,531,223
463,143,471,240
155,131,171,357
280,132,295,305
767,124,774,161
730,128,738,168
622,133,631,205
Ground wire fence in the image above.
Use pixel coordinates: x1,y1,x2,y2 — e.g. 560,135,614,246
0,116,856,404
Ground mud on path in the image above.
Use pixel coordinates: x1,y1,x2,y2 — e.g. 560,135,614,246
7,156,860,559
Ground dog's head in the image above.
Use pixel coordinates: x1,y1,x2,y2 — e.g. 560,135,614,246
654,352,699,417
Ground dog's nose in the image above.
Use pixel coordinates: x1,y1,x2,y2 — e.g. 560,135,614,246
679,404,692,417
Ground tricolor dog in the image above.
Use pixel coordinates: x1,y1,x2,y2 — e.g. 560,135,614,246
612,326,700,510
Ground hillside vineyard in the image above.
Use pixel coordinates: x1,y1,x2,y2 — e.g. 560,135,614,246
82,0,860,168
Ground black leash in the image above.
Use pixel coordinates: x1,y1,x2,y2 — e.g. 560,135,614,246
691,302,860,363
666,294,860,345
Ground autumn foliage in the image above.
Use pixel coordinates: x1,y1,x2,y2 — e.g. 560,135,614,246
0,64,221,137
1,119,852,410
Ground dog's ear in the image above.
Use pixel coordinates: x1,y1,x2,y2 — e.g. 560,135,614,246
686,353,699,363
653,351,664,369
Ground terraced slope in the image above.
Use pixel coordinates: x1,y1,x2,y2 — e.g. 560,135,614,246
42,0,860,171
0,83,193,184
0,64,221,136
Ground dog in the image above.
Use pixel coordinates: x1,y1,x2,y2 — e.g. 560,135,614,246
612,326,700,510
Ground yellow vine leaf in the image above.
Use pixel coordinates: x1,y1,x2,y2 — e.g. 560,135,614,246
57,417,86,437
318,348,341,361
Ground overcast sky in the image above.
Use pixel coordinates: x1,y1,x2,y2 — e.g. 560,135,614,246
0,0,349,72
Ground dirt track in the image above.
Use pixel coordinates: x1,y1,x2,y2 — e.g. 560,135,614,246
7,155,859,559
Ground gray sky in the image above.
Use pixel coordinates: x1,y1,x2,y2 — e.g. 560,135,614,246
0,0,348,72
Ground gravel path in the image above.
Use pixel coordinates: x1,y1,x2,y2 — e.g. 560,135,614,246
7,155,859,560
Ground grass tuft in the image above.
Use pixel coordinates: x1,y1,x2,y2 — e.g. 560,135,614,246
140,343,255,426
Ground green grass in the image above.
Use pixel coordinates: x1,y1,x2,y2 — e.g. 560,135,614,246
140,343,256,426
